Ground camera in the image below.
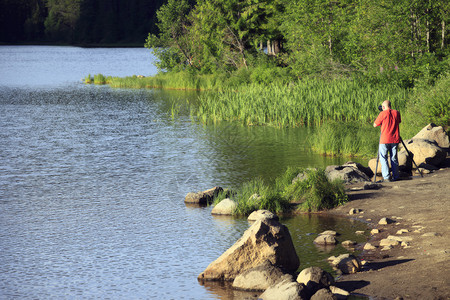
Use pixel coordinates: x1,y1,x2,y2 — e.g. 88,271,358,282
378,105,383,112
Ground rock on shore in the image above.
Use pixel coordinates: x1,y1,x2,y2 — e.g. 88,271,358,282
369,124,449,175
412,123,450,149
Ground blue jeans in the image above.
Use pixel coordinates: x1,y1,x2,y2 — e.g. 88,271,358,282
379,143,399,180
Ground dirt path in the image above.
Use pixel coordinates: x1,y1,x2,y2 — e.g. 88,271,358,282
328,159,450,300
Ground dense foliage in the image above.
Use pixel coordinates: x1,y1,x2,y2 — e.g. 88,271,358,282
146,0,449,83
140,0,449,153
0,0,165,44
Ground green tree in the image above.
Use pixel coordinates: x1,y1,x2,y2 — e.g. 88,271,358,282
281,0,354,77
145,0,194,71
186,0,287,71
44,0,81,41
24,0,47,41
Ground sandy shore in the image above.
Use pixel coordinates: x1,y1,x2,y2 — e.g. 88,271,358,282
328,157,450,300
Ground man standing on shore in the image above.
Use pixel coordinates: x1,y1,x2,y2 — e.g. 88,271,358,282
373,100,402,181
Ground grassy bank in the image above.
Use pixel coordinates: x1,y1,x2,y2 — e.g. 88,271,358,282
214,167,348,216
86,70,449,158
85,71,227,90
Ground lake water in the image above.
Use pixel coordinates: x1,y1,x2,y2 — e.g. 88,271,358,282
0,46,368,299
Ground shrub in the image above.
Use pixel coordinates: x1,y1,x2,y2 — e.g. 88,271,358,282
416,72,450,128
84,74,93,84
216,167,348,216
401,72,450,137
93,73,107,85
232,178,291,216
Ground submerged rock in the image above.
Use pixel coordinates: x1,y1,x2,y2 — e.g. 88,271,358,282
319,230,338,236
314,234,337,245
342,240,357,247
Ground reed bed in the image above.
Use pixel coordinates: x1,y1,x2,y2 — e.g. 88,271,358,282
195,80,410,127
85,71,225,90
308,121,379,157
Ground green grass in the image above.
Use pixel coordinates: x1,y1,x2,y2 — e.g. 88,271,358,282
194,79,410,128
402,72,450,136
85,71,228,90
84,74,93,84
213,167,348,216
213,177,292,216
308,121,379,157
287,169,348,212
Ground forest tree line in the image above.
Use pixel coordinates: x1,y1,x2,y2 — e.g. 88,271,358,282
2,0,448,85
146,0,449,84
0,0,165,45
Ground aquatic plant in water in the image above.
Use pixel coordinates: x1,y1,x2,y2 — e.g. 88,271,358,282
214,167,348,215
195,80,410,128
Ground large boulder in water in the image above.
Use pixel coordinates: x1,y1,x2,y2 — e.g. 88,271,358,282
313,234,337,245
211,198,237,215
198,219,299,281
413,123,450,149
184,186,223,205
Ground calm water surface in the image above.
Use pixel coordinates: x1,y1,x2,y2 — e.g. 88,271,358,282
0,46,368,299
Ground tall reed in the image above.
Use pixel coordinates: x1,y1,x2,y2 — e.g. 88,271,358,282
194,79,410,128
97,71,226,90
308,121,379,157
